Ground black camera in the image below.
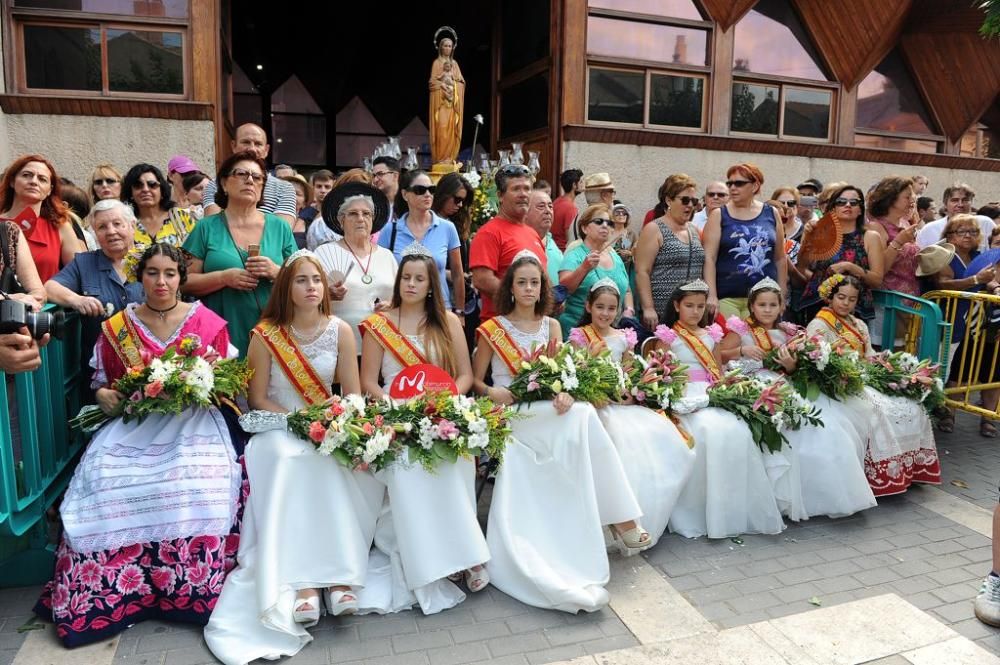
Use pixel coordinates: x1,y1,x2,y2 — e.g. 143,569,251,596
0,299,66,340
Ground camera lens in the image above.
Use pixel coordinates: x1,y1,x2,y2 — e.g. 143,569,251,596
25,310,66,340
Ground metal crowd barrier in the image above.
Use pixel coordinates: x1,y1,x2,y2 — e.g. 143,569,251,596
0,306,87,585
922,289,1000,421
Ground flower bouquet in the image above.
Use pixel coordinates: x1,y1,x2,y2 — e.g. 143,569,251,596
377,392,514,471
764,334,865,401
706,371,824,453
507,341,624,407
622,348,688,412
469,172,498,235
69,334,252,432
863,351,945,416
287,394,404,471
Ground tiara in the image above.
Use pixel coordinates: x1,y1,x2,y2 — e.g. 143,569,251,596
283,248,317,266
750,277,781,294
512,249,540,263
678,279,710,293
401,241,433,258
590,277,620,294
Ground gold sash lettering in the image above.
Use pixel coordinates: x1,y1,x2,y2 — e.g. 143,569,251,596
360,313,428,368
747,319,775,352
816,307,866,353
477,319,527,375
252,322,332,405
102,311,144,370
673,324,722,381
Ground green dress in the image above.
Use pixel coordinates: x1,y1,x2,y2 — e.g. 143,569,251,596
183,212,297,357
557,244,629,338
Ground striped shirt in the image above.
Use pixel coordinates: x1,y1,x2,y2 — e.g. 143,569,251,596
202,176,297,219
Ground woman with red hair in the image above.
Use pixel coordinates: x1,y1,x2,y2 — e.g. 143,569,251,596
0,155,82,281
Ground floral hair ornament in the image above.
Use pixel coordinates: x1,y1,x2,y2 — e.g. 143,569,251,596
283,248,318,267
678,279,710,293
589,277,620,294
818,273,847,300
750,276,782,294
401,241,433,259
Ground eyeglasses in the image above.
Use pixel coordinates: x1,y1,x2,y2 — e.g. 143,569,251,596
950,228,978,236
777,199,797,207
452,195,467,206
372,169,397,179
407,184,436,195
498,164,531,177
94,178,119,187
676,196,698,206
589,218,613,227
726,179,753,188
133,180,160,190
834,198,862,208
706,192,728,198
229,168,264,184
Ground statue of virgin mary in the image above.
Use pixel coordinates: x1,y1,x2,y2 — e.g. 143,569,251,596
429,26,465,167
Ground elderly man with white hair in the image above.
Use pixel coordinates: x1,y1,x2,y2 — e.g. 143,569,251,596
314,181,396,355
45,198,146,391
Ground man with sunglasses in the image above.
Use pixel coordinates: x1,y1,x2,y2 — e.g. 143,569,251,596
469,164,547,319
202,123,297,225
916,182,996,252
691,181,728,232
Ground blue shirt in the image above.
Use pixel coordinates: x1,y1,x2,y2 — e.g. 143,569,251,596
378,211,461,308
544,233,563,286
715,205,779,298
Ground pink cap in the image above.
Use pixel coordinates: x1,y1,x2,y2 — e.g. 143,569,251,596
167,155,199,175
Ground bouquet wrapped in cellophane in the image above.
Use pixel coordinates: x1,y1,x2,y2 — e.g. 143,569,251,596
764,333,865,401
863,351,945,416
507,340,626,408
69,333,252,432
706,371,824,453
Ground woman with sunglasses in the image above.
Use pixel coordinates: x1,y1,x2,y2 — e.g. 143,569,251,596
634,174,704,330
432,172,478,345
557,203,633,337
702,163,787,319
121,163,196,256
88,164,123,205
380,171,465,319
795,184,885,324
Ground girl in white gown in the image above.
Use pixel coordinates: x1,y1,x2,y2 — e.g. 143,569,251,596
205,251,384,665
358,244,490,615
472,253,645,613
805,274,940,496
719,277,876,520
650,279,786,539
567,278,696,547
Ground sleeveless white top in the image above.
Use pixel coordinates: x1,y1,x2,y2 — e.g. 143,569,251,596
266,318,340,412
381,333,427,388
489,316,551,389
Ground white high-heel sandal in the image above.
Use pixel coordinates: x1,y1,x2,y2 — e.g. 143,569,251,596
324,588,358,616
611,525,652,557
292,591,321,625
464,565,490,593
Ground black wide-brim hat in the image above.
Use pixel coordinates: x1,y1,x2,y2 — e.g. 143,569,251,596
322,182,390,236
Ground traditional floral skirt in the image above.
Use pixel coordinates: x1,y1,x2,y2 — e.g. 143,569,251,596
34,410,248,648
862,388,941,496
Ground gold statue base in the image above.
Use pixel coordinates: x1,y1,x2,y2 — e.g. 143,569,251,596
429,161,462,184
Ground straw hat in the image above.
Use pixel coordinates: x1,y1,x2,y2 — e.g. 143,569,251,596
915,242,956,277
583,172,615,191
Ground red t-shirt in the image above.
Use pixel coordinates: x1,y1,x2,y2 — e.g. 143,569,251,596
469,216,547,319
642,209,657,227
551,196,578,251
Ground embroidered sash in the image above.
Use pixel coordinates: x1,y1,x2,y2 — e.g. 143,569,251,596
477,319,527,375
360,313,428,368
252,322,332,406
816,307,865,353
673,324,722,381
101,311,144,370
747,320,775,352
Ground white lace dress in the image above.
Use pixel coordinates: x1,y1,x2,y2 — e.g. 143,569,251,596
355,333,490,616
205,319,385,665
806,316,940,496
667,331,787,538
485,316,641,613
594,333,696,546
727,326,876,520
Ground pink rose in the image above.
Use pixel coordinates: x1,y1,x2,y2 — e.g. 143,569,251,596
436,419,460,440
307,421,326,443
144,380,164,398
363,422,374,435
